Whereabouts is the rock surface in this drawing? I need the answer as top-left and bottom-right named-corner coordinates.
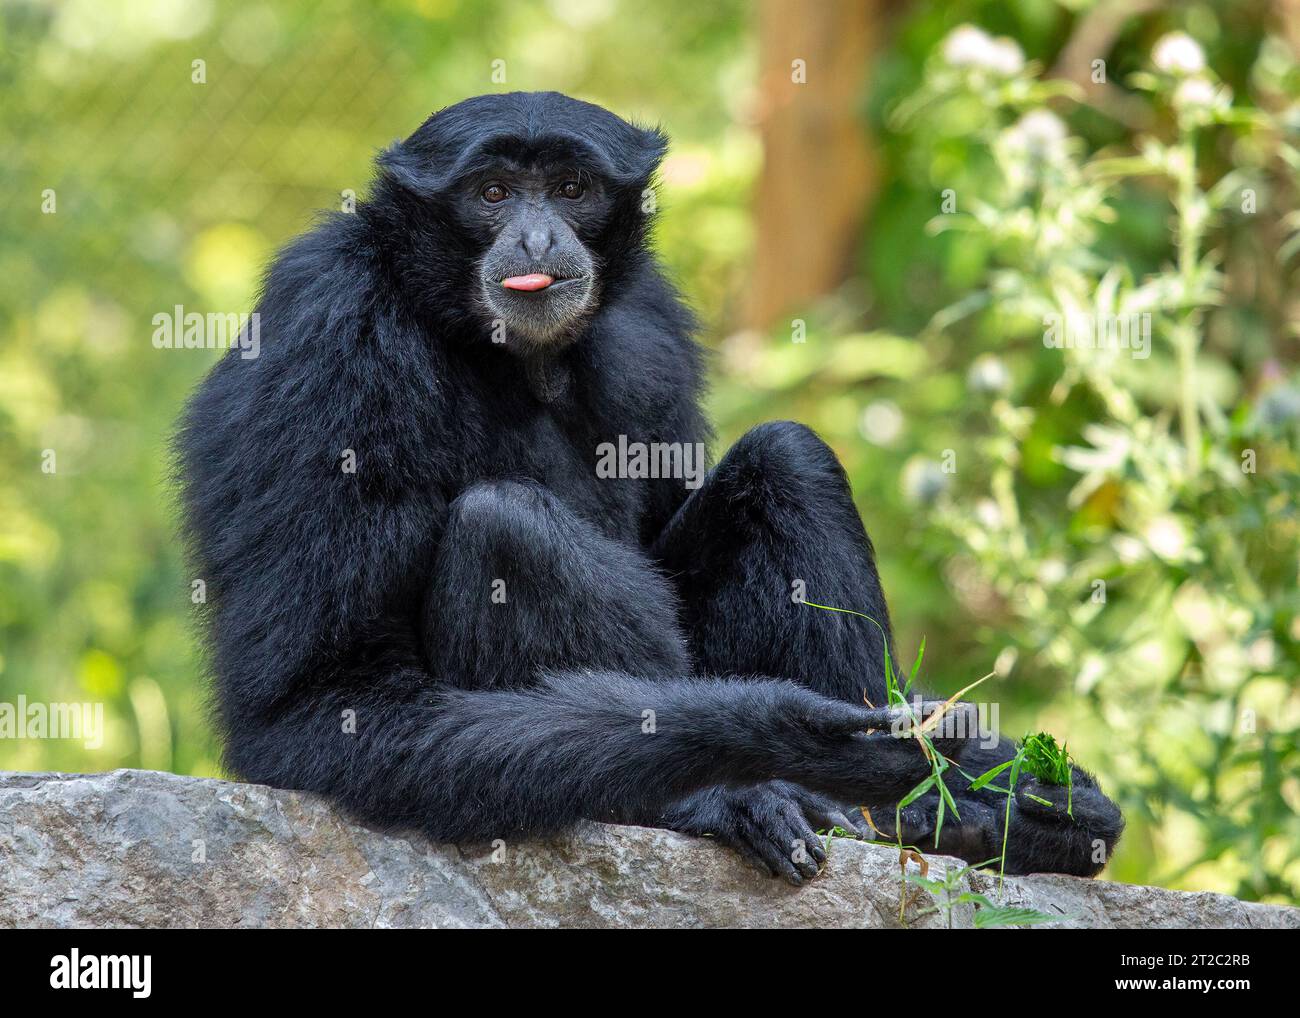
top-left (0, 769), bottom-right (1294, 929)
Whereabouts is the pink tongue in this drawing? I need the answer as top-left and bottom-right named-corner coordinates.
top-left (502, 273), bottom-right (554, 292)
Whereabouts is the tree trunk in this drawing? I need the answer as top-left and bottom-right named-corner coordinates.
top-left (747, 0), bottom-right (885, 330)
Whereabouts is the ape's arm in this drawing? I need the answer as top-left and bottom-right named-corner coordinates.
top-left (178, 224), bottom-right (450, 726)
top-left (224, 665), bottom-right (973, 842)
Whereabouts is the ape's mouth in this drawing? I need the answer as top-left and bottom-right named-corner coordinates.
top-left (480, 269), bottom-right (597, 344)
top-left (499, 273), bottom-right (587, 292)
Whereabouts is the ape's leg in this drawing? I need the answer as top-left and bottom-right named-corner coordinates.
top-left (215, 472), bottom-right (978, 875)
top-left (652, 422), bottom-right (1123, 876)
top-left (645, 421), bottom-right (902, 875)
top-left (421, 477), bottom-right (893, 882)
top-left (653, 420), bottom-right (893, 708)
top-left (223, 486), bottom-right (977, 865)
top-left (422, 478), bottom-right (690, 689)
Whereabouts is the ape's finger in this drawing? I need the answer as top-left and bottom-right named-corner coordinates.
top-left (826, 809), bottom-right (869, 839)
top-left (778, 802), bottom-right (827, 869)
top-left (1015, 776), bottom-right (1070, 817)
top-left (735, 810), bottom-right (807, 885)
top-left (798, 790), bottom-right (871, 840)
top-left (876, 801), bottom-right (939, 845)
top-left (1015, 777), bottom-right (1124, 839)
top-left (764, 803), bottom-right (822, 878)
top-left (812, 701), bottom-right (904, 735)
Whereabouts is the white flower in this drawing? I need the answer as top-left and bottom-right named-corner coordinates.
top-left (1002, 110), bottom-right (1069, 162)
top-left (1152, 32), bottom-right (1206, 75)
top-left (975, 498), bottom-right (1002, 530)
top-left (967, 354), bottom-right (1010, 393)
top-left (859, 400), bottom-right (903, 446)
top-left (1019, 109), bottom-right (1068, 145)
top-left (1037, 559), bottom-right (1067, 585)
top-left (1144, 514), bottom-right (1189, 560)
top-left (1247, 636), bottom-right (1277, 670)
top-left (943, 25), bottom-right (994, 65)
top-left (987, 38), bottom-right (1026, 76)
top-left (1172, 76), bottom-right (1216, 110)
top-left (942, 24), bottom-right (1024, 76)
top-left (1113, 534), bottom-right (1147, 564)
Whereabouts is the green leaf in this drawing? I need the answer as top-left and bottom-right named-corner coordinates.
top-left (934, 783), bottom-right (946, 848)
top-left (974, 905), bottom-right (1063, 928)
top-left (906, 636), bottom-right (926, 696)
top-left (967, 758), bottom-right (1014, 790)
top-left (903, 873), bottom-right (947, 893)
top-left (938, 775), bottom-right (962, 823)
top-left (899, 775), bottom-right (936, 808)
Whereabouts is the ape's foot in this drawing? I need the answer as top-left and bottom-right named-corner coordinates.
top-left (665, 781), bottom-right (871, 885)
top-left (867, 769), bottom-right (1125, 877)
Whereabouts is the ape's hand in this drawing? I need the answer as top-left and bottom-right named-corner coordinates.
top-left (765, 694), bottom-right (982, 807)
top-left (662, 781), bottom-right (872, 885)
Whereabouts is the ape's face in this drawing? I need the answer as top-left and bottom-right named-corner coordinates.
top-left (471, 162), bottom-right (602, 344)
top-left (381, 92), bottom-right (666, 351)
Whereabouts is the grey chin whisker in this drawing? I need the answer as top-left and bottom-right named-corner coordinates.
top-left (479, 284), bottom-right (598, 345)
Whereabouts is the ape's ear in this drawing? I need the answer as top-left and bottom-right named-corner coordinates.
top-left (628, 125), bottom-right (668, 184)
top-left (378, 140), bottom-right (444, 197)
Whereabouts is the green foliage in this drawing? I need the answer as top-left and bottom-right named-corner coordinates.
top-left (801, 599), bottom-right (981, 851)
top-left (905, 859), bottom-right (1064, 928)
top-left (888, 15), bottom-right (1300, 904)
top-left (719, 3), bottom-right (1298, 904)
top-left (1019, 731), bottom-right (1073, 787)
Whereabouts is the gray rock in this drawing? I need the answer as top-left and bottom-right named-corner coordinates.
top-left (0, 769), bottom-right (1294, 929)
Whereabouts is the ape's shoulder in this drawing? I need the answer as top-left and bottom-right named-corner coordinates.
top-left (259, 214), bottom-right (391, 347)
top-left (590, 260), bottom-right (707, 402)
top-left (200, 211), bottom-right (433, 394)
top-left (179, 213), bottom-right (449, 511)
top-left (579, 260), bottom-right (713, 483)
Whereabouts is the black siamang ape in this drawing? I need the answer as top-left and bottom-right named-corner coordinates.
top-left (179, 92), bottom-right (1121, 883)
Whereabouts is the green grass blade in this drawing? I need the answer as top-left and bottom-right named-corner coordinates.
top-left (966, 758), bottom-right (1014, 790)
top-left (905, 635), bottom-right (926, 695)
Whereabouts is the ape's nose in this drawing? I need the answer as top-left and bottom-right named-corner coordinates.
top-left (520, 228), bottom-right (554, 261)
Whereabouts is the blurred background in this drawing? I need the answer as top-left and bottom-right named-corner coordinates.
top-left (1, 0), bottom-right (1297, 903)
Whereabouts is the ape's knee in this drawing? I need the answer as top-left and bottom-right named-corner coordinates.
top-left (731, 421), bottom-right (841, 475)
top-left (716, 421), bottom-right (848, 509)
top-left (445, 479), bottom-right (562, 553)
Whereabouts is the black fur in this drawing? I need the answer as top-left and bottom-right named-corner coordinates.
top-left (179, 92), bottom-right (1121, 883)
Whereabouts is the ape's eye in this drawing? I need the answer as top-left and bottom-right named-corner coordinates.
top-left (481, 183), bottom-right (509, 204)
top-left (559, 180), bottom-right (584, 200)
